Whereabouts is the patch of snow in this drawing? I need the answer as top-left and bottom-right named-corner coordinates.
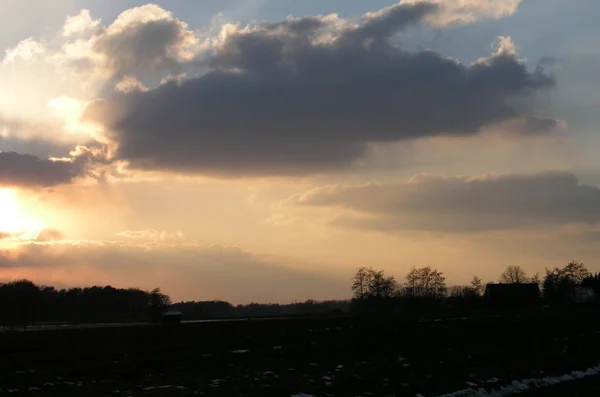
top-left (433, 365), bottom-right (600, 397)
top-left (231, 349), bottom-right (250, 354)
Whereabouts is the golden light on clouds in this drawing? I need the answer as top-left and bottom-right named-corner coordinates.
top-left (0, 189), bottom-right (45, 241)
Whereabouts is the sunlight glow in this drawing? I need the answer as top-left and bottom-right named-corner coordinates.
top-left (0, 189), bottom-right (45, 240)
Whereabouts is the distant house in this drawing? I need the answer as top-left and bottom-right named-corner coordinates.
top-left (570, 287), bottom-right (597, 304)
top-left (484, 283), bottom-right (541, 307)
top-left (162, 311), bottom-right (183, 323)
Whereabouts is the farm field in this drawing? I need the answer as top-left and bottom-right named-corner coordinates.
top-left (2, 309), bottom-right (600, 396)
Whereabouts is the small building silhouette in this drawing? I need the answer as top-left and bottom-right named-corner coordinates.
top-left (570, 287), bottom-right (597, 304)
top-left (162, 311), bottom-right (183, 323)
top-left (484, 283), bottom-right (541, 307)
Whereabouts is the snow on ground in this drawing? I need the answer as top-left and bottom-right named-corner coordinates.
top-left (434, 365), bottom-right (600, 397)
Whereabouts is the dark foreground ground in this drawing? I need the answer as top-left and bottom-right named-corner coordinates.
top-left (2, 308), bottom-right (600, 396)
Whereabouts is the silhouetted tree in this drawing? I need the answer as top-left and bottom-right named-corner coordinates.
top-left (352, 267), bottom-right (374, 299)
top-left (351, 267), bottom-right (398, 299)
top-left (0, 280), bottom-right (40, 329)
top-left (448, 286), bottom-right (477, 298)
top-left (499, 266), bottom-right (528, 284)
top-left (543, 261), bottom-right (590, 304)
top-left (405, 266), bottom-right (446, 298)
top-left (470, 276), bottom-right (484, 296)
top-left (530, 272), bottom-right (542, 288)
top-left (370, 270), bottom-right (399, 298)
top-left (561, 261), bottom-right (590, 284)
top-left (149, 288), bottom-right (172, 322)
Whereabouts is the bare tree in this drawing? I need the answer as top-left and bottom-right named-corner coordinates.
top-left (352, 267), bottom-right (398, 299)
top-left (499, 266), bottom-right (528, 284)
top-left (530, 272), bottom-right (542, 287)
top-left (470, 276), bottom-right (484, 296)
top-left (352, 267), bottom-right (373, 299)
top-left (371, 271), bottom-right (399, 298)
top-left (561, 261), bottom-right (590, 284)
top-left (405, 266), bottom-right (446, 298)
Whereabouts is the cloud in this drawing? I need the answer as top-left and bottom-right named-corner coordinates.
top-left (62, 9), bottom-right (101, 38)
top-left (401, 0), bottom-right (522, 26)
top-left (115, 76), bottom-right (149, 93)
top-left (3, 37), bottom-right (46, 64)
top-left (0, 227), bottom-right (49, 243)
top-left (492, 115), bottom-right (567, 135)
top-left (0, 151), bottom-right (86, 188)
top-left (116, 229), bottom-right (184, 242)
top-left (0, 134), bottom-right (76, 159)
top-left (0, 241), bottom-right (348, 303)
top-left (36, 229), bottom-right (64, 242)
top-left (88, 5), bottom-right (198, 81)
top-left (0, 232), bottom-right (12, 240)
top-left (85, 2), bottom-right (557, 177)
top-left (289, 171), bottom-right (600, 233)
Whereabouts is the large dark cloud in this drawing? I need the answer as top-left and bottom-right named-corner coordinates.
top-left (0, 151), bottom-right (87, 188)
top-left (85, 2), bottom-right (558, 177)
top-left (291, 171), bottom-right (600, 232)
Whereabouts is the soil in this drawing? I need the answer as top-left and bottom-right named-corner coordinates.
top-left (2, 308), bottom-right (600, 396)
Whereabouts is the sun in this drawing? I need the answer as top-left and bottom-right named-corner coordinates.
top-left (0, 189), bottom-right (45, 240)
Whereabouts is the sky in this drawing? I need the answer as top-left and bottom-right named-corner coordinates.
top-left (0, 0), bottom-right (599, 304)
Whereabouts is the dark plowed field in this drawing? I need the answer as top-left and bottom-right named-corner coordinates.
top-left (2, 309), bottom-right (600, 396)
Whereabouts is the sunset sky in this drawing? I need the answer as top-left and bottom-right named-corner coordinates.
top-left (0, 0), bottom-right (599, 303)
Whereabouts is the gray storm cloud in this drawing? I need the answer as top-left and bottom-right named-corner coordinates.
top-left (0, 152), bottom-right (84, 188)
top-left (291, 171), bottom-right (600, 232)
top-left (85, 1), bottom-right (559, 177)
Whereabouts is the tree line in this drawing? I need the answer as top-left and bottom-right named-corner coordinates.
top-left (0, 279), bottom-right (349, 328)
top-left (170, 300), bottom-right (349, 320)
top-left (0, 281), bottom-right (171, 329)
top-left (350, 261), bottom-right (600, 314)
top-left (1, 261), bottom-right (597, 328)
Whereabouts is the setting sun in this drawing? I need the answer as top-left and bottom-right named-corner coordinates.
top-left (0, 189), bottom-right (45, 240)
